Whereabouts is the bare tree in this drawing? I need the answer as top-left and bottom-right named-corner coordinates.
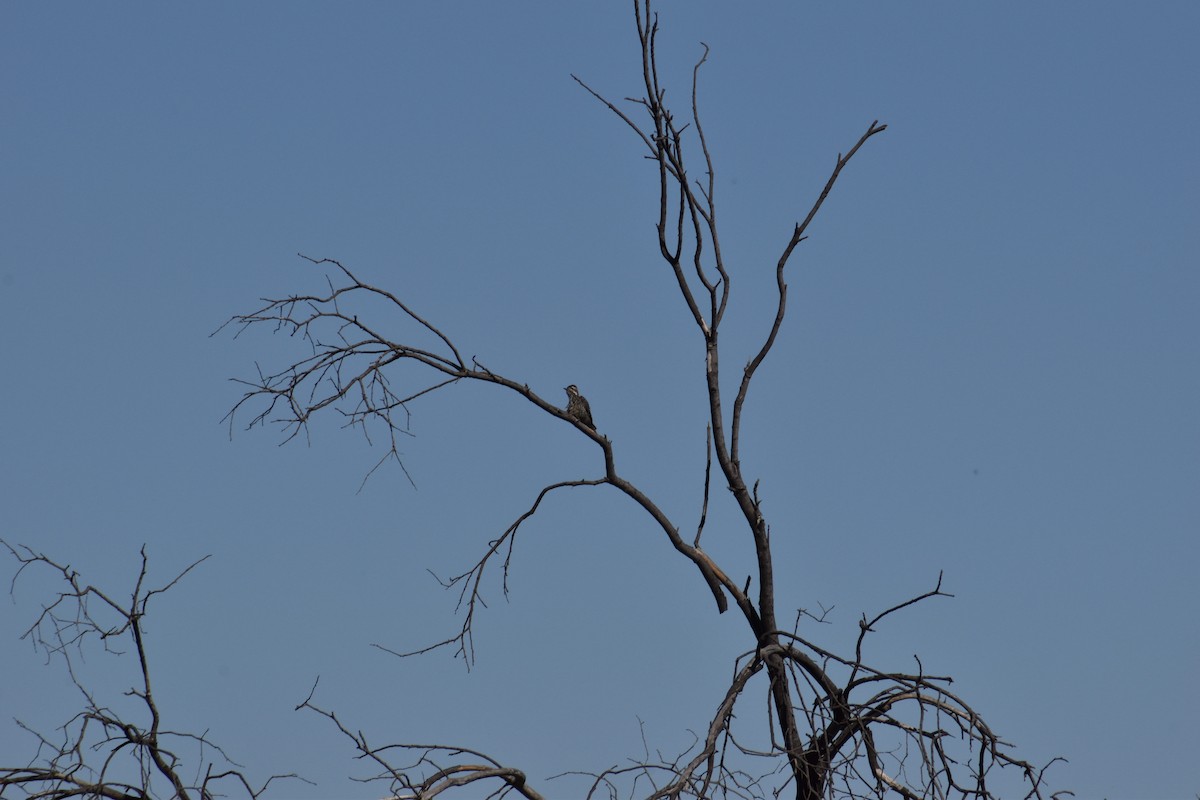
top-left (4, 3), bottom-right (1063, 800)
top-left (0, 541), bottom-right (301, 800)
top-left (212, 4), bottom-right (1063, 798)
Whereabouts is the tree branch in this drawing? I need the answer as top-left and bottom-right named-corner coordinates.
top-left (1, 540), bottom-right (303, 800)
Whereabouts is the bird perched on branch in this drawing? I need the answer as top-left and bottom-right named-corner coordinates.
top-left (564, 384), bottom-right (596, 431)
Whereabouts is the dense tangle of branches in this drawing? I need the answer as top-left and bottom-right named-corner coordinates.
top-left (0, 541), bottom-right (301, 800)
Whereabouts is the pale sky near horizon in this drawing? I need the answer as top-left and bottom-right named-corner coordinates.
top-left (2, 3), bottom-right (1197, 799)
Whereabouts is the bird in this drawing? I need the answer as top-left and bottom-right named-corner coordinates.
top-left (564, 384), bottom-right (596, 431)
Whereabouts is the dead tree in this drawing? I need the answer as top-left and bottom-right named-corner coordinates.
top-left (0, 541), bottom-right (300, 800)
top-left (198, 2), bottom-right (1056, 799)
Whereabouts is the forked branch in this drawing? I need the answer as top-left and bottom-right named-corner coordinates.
top-left (222, 251), bottom-right (737, 628)
top-left (0, 540), bottom-right (301, 800)
top-left (296, 680), bottom-right (546, 800)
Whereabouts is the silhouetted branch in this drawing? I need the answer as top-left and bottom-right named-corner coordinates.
top-left (372, 478), bottom-right (608, 667)
top-left (296, 680), bottom-right (546, 800)
top-left (0, 540), bottom-right (303, 800)
top-left (729, 119), bottom-right (888, 469)
top-left (221, 256), bottom-right (737, 621)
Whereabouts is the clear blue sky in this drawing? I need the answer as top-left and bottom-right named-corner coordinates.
top-left (2, 3), bottom-right (1197, 798)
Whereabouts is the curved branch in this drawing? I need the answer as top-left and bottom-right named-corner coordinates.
top-left (296, 681), bottom-right (546, 800)
top-left (650, 651), bottom-right (764, 799)
top-left (372, 478), bottom-right (607, 667)
top-left (729, 119), bottom-right (888, 467)
top-left (219, 256), bottom-right (608, 487)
